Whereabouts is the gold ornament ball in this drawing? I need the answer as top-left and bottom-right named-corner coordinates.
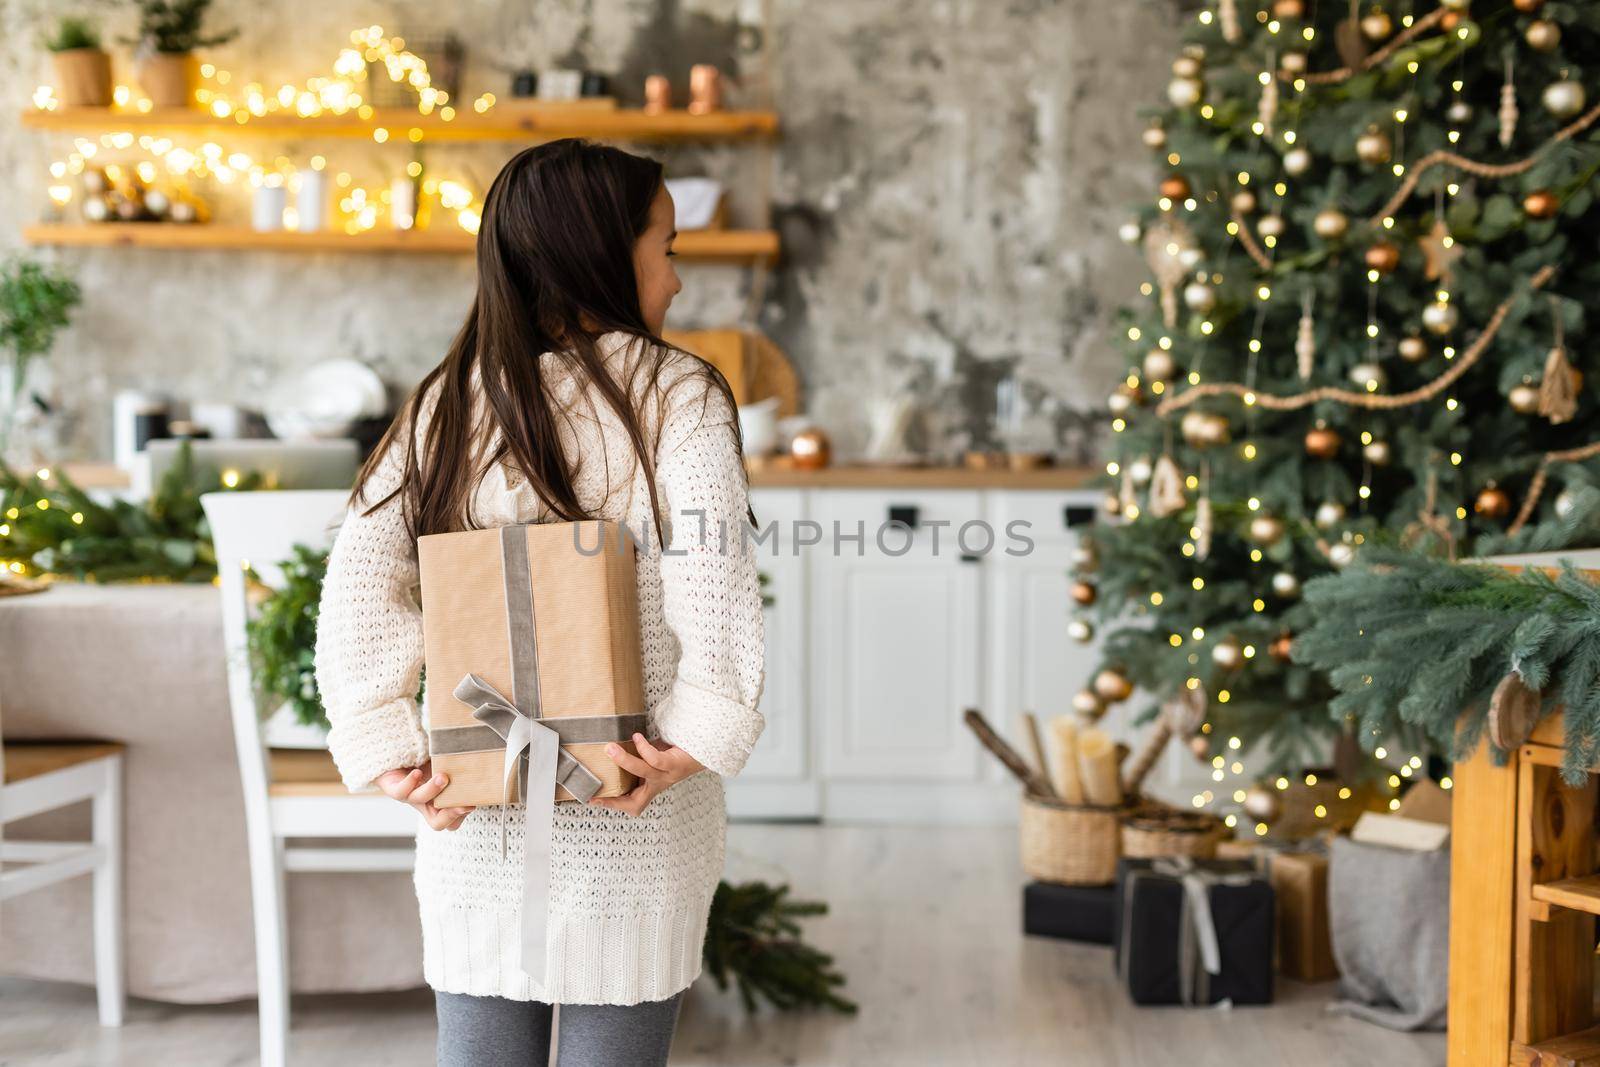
top-left (1160, 174), bottom-right (1193, 200)
top-left (1181, 410), bottom-right (1231, 448)
top-left (1167, 76), bottom-right (1204, 109)
top-left (1304, 424), bottom-right (1342, 459)
top-left (1102, 492), bottom-right (1123, 517)
top-left (1072, 689), bottom-right (1105, 718)
top-left (1242, 785), bottom-right (1282, 822)
top-left (1143, 348), bottom-right (1178, 381)
top-left (1188, 734), bottom-right (1212, 761)
top-left (1313, 207), bottom-right (1349, 239)
top-left (1524, 190), bottom-right (1560, 219)
top-left (1183, 280), bottom-right (1216, 312)
top-left (1107, 390), bottom-right (1134, 417)
top-left (1474, 484), bottom-right (1512, 520)
top-left (1212, 638), bottom-right (1244, 670)
top-left (1119, 220), bottom-right (1142, 245)
top-left (1356, 128), bottom-right (1392, 166)
top-left (790, 427), bottom-right (832, 470)
top-left (1555, 491), bottom-right (1578, 520)
top-left (1071, 580), bottom-right (1099, 606)
top-left (1127, 457), bottom-right (1154, 486)
top-left (1398, 335), bottom-right (1429, 362)
top-left (1271, 571), bottom-right (1301, 598)
top-left (1093, 668), bottom-right (1135, 703)
top-left (1348, 362), bottom-right (1386, 390)
top-left (1525, 19), bottom-right (1561, 51)
top-left (1422, 300), bottom-right (1459, 335)
top-left (1231, 189), bottom-right (1257, 215)
top-left (1280, 51), bottom-right (1308, 75)
top-left (1249, 514), bottom-right (1287, 546)
top-left (1542, 79), bottom-right (1586, 119)
top-left (1072, 540), bottom-right (1099, 569)
top-left (1283, 147), bottom-right (1312, 176)
top-left (1142, 124), bottom-right (1168, 149)
top-left (1315, 501), bottom-right (1347, 529)
top-left (1361, 9), bottom-right (1393, 39)
top-left (1363, 439), bottom-right (1393, 466)
top-left (1509, 382), bottom-right (1541, 414)
top-left (1257, 214), bottom-right (1287, 239)
top-left (1365, 241), bottom-right (1401, 273)
top-left (1068, 618), bottom-right (1096, 643)
top-left (1447, 100), bottom-right (1474, 124)
top-left (1172, 55), bottom-right (1203, 79)
top-left (1272, 0), bottom-right (1305, 18)
top-left (1329, 542), bottom-right (1357, 567)
top-left (1270, 633), bottom-right (1295, 663)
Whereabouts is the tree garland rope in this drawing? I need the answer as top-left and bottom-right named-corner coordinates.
top-left (1506, 439), bottom-right (1600, 535)
top-left (1231, 207), bottom-right (1274, 271)
top-left (1370, 100), bottom-right (1600, 223)
top-left (1277, 7), bottom-right (1444, 86)
top-left (1155, 264), bottom-right (1557, 416)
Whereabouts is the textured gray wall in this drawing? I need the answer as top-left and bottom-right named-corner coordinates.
top-left (0, 0), bottom-right (1176, 463)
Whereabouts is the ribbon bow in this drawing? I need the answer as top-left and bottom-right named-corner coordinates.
top-left (1150, 856), bottom-right (1257, 1006)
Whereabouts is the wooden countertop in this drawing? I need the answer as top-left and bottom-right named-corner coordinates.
top-left (59, 458), bottom-right (1099, 493)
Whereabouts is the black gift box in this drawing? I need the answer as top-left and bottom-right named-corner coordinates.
top-left (1113, 858), bottom-right (1275, 1006)
top-left (1023, 881), bottom-right (1117, 945)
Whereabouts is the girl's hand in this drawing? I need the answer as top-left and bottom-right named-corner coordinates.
top-left (376, 760), bottom-right (475, 831)
top-left (587, 733), bottom-right (705, 817)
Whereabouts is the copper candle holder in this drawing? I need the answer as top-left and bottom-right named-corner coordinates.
top-left (643, 74), bottom-right (671, 114)
top-left (687, 64), bottom-right (722, 115)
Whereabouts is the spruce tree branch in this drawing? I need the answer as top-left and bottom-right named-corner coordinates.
top-left (1277, 7), bottom-right (1445, 86)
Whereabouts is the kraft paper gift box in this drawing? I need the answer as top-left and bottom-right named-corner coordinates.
top-left (1268, 850), bottom-right (1338, 982)
top-left (418, 520), bottom-right (647, 810)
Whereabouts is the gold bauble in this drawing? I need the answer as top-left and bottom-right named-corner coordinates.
top-left (1249, 514), bottom-right (1287, 545)
top-left (1314, 501), bottom-right (1347, 529)
top-left (1313, 207), bottom-right (1349, 239)
top-left (1542, 79), bottom-right (1586, 119)
top-left (1231, 189), bottom-right (1257, 215)
top-left (1211, 637), bottom-right (1244, 669)
top-left (1422, 300), bottom-right (1459, 335)
top-left (1142, 348), bottom-right (1178, 381)
top-left (1280, 51), bottom-right (1308, 75)
top-left (1356, 128), bottom-right (1392, 165)
top-left (1071, 580), bottom-right (1099, 606)
top-left (1398, 335), bottom-right (1428, 362)
top-left (1093, 668), bottom-right (1135, 703)
top-left (1167, 76), bottom-right (1204, 109)
top-left (1142, 124), bottom-right (1168, 149)
top-left (1172, 55), bottom-right (1203, 79)
top-left (1188, 734), bottom-right (1212, 761)
top-left (1072, 689), bottom-right (1105, 718)
top-left (1270, 633), bottom-right (1295, 663)
top-left (1364, 241), bottom-right (1401, 273)
top-left (1242, 785), bottom-right (1282, 822)
top-left (1180, 410), bottom-right (1231, 448)
top-left (1283, 147), bottom-right (1313, 176)
top-left (1271, 571), bottom-right (1301, 598)
top-left (790, 427), bottom-right (832, 470)
top-left (1257, 214), bottom-right (1287, 239)
top-left (1183, 280), bottom-right (1216, 312)
top-left (1363, 439), bottom-right (1393, 466)
top-left (1360, 9), bottom-right (1393, 39)
top-left (1304, 424), bottom-right (1341, 459)
top-left (1524, 190), bottom-right (1560, 219)
top-left (1525, 19), bottom-right (1561, 52)
top-left (1509, 382), bottom-right (1541, 414)
top-left (1068, 618), bottom-right (1096, 643)
top-left (1474, 483), bottom-right (1512, 520)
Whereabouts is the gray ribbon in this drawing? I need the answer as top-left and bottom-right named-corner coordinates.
top-left (1151, 857), bottom-right (1256, 1006)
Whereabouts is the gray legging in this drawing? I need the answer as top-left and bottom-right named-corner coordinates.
top-left (435, 988), bottom-right (686, 1067)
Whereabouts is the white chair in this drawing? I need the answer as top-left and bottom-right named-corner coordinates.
top-left (0, 727), bottom-right (125, 1026)
top-left (201, 490), bottom-right (421, 1067)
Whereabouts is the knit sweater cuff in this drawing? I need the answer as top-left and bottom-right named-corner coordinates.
top-left (326, 696), bottom-right (431, 793)
top-left (653, 678), bottom-right (766, 779)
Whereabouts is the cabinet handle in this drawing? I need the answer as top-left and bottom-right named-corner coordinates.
top-left (887, 504), bottom-right (920, 530)
top-left (1063, 505), bottom-right (1096, 529)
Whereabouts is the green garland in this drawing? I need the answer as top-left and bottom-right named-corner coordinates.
top-left (1295, 548), bottom-right (1600, 784)
top-left (246, 543), bottom-right (330, 729)
top-left (0, 440), bottom-right (263, 582)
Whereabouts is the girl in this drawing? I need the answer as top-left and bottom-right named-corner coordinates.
top-left (313, 138), bottom-right (767, 1066)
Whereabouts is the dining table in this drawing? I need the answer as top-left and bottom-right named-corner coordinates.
top-left (0, 579), bottom-right (425, 1003)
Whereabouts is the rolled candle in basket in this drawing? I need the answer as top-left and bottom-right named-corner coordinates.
top-left (1048, 716), bottom-right (1086, 805)
top-left (1078, 728), bottom-right (1123, 807)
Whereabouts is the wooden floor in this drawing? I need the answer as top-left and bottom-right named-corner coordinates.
top-left (0, 823), bottom-right (1445, 1066)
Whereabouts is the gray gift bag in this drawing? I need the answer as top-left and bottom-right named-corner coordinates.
top-left (1326, 835), bottom-right (1450, 1031)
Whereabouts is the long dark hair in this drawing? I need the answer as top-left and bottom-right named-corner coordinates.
top-left (349, 138), bottom-right (745, 549)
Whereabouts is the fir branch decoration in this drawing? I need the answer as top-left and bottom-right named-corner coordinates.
top-left (128, 0), bottom-right (237, 54)
top-left (0, 439), bottom-right (263, 582)
top-left (43, 17), bottom-right (102, 52)
top-left (246, 543), bottom-right (329, 729)
top-left (703, 879), bottom-right (856, 1015)
top-left (1296, 550), bottom-right (1600, 784)
top-left (0, 258), bottom-right (80, 454)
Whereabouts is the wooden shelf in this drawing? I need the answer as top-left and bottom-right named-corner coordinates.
top-left (1530, 877), bottom-right (1600, 918)
top-left (21, 105), bottom-right (779, 143)
top-left (22, 223), bottom-right (780, 262)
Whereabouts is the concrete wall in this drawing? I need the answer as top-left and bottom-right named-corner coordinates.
top-left (0, 0), bottom-right (1177, 463)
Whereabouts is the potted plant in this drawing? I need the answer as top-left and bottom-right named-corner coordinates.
top-left (0, 258), bottom-right (80, 460)
top-left (43, 17), bottom-right (113, 108)
top-left (127, 0), bottom-right (237, 109)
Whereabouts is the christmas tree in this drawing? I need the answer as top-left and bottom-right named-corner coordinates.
top-left (1073, 0), bottom-right (1600, 799)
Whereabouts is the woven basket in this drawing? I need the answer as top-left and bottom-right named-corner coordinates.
top-left (1019, 793), bottom-right (1121, 885)
top-left (1121, 802), bottom-right (1228, 860)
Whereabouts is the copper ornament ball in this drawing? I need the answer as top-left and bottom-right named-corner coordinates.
top-left (1524, 190), bottom-right (1560, 219)
top-left (1360, 9), bottom-right (1393, 39)
top-left (1364, 241), bottom-right (1401, 273)
top-left (1439, 10), bottom-right (1464, 31)
top-left (1071, 580), bottom-right (1099, 606)
top-left (1512, 0), bottom-right (1545, 10)
top-left (1272, 0), bottom-right (1305, 18)
top-left (1356, 128), bottom-right (1392, 166)
top-left (1160, 174), bottom-right (1193, 200)
top-left (1474, 484), bottom-right (1512, 520)
top-left (1304, 424), bottom-right (1342, 458)
top-left (789, 427), bottom-right (832, 470)
top-left (1270, 634), bottom-right (1294, 663)
top-left (1092, 668), bottom-right (1135, 703)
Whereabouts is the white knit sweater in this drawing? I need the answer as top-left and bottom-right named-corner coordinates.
top-left (313, 331), bottom-right (767, 1005)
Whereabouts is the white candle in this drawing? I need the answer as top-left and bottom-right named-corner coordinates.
top-left (391, 176), bottom-right (417, 231)
top-left (252, 182), bottom-right (286, 232)
top-left (296, 168), bottom-right (327, 232)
